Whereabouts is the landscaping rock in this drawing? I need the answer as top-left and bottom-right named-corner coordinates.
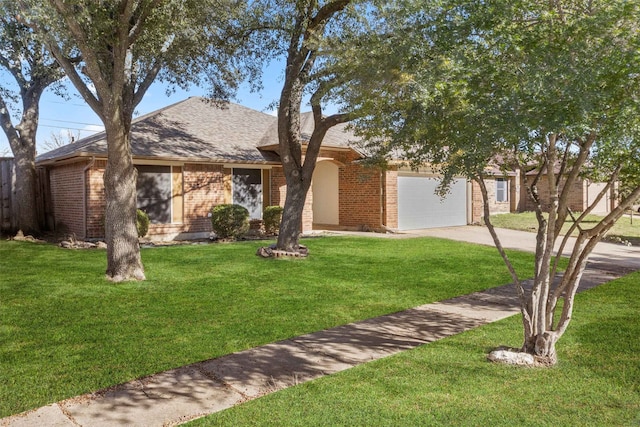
top-left (487, 348), bottom-right (535, 366)
top-left (12, 231), bottom-right (42, 243)
top-left (256, 244), bottom-right (309, 258)
top-left (59, 239), bottom-right (103, 249)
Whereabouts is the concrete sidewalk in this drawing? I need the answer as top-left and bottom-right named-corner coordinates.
top-left (2, 228), bottom-right (638, 426)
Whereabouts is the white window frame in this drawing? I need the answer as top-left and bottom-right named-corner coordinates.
top-left (496, 178), bottom-right (509, 202)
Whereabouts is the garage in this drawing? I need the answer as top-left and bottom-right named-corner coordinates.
top-left (397, 175), bottom-right (468, 230)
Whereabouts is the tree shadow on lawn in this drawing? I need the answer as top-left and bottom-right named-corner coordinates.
top-left (54, 306), bottom-right (497, 425)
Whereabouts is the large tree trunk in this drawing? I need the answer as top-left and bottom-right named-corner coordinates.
top-left (0, 86), bottom-right (45, 236)
top-left (103, 121), bottom-right (145, 282)
top-left (522, 332), bottom-right (558, 365)
top-left (277, 176), bottom-right (309, 251)
top-left (12, 146), bottom-right (39, 235)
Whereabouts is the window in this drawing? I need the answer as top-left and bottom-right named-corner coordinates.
top-left (232, 168), bottom-right (262, 219)
top-left (496, 178), bottom-right (508, 202)
top-left (136, 165), bottom-right (172, 223)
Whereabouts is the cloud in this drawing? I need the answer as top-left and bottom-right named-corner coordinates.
top-left (81, 124), bottom-right (105, 134)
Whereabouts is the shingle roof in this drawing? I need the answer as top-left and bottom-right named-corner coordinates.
top-left (37, 97), bottom-right (360, 164)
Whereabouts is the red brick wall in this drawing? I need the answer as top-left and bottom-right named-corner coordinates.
top-left (523, 176), bottom-right (585, 212)
top-left (384, 169), bottom-right (398, 229)
top-left (49, 160), bottom-right (89, 238)
top-left (470, 180), bottom-right (484, 224)
top-left (49, 151), bottom-right (398, 239)
top-left (49, 160), bottom-right (233, 239)
top-left (338, 163), bottom-right (383, 229)
top-left (321, 148), bottom-right (385, 231)
top-left (86, 160), bottom-right (106, 238)
top-left (270, 149), bottom-right (387, 232)
top-left (301, 185), bottom-right (314, 232)
top-left (268, 166), bottom-right (315, 232)
top-left (183, 163), bottom-right (225, 234)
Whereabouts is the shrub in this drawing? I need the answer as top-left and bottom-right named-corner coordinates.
top-left (210, 204), bottom-right (250, 239)
top-left (263, 205), bottom-right (284, 235)
top-left (136, 209), bottom-right (150, 238)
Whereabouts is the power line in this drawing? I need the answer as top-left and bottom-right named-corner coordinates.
top-left (38, 124), bottom-right (103, 132)
top-left (43, 100), bottom-right (90, 107)
top-left (41, 118), bottom-right (103, 127)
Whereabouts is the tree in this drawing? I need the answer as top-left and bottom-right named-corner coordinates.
top-left (254, 0), bottom-right (373, 253)
top-left (0, 1), bottom-right (65, 235)
top-left (351, 0), bottom-right (640, 365)
top-left (41, 129), bottom-right (80, 152)
top-left (19, 0), bottom-right (253, 281)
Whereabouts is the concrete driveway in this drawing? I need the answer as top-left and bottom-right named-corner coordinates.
top-left (399, 226), bottom-right (640, 271)
top-left (323, 225), bottom-right (640, 271)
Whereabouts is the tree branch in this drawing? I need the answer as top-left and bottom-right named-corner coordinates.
top-left (132, 60), bottom-right (162, 108)
top-left (0, 95), bottom-right (19, 147)
top-left (309, 0), bottom-right (351, 30)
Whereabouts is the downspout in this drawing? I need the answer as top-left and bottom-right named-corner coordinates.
top-left (82, 157), bottom-right (96, 239)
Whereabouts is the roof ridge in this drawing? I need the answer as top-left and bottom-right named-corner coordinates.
top-left (130, 96), bottom-right (197, 124)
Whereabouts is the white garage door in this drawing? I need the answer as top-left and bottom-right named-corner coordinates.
top-left (398, 176), bottom-right (467, 230)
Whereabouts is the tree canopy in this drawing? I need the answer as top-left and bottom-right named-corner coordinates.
top-left (18, 0), bottom-right (259, 281)
top-left (349, 0), bottom-right (640, 364)
top-left (247, 0), bottom-right (378, 252)
top-left (0, 0), bottom-right (66, 234)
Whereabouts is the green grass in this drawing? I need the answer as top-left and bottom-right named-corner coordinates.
top-left (490, 212), bottom-right (640, 246)
top-left (189, 272), bottom-right (640, 427)
top-left (0, 236), bottom-right (535, 417)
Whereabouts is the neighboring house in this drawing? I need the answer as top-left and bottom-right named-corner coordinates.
top-left (36, 97), bottom-right (478, 240)
top-left (468, 161), bottom-right (521, 222)
top-left (471, 161), bottom-right (617, 222)
top-left (520, 167), bottom-right (617, 215)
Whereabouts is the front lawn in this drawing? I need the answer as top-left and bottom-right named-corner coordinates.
top-left (0, 236), bottom-right (535, 418)
top-left (489, 212), bottom-right (640, 246)
top-left (190, 271), bottom-right (640, 426)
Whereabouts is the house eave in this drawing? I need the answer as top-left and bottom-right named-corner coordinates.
top-left (37, 153), bottom-right (282, 167)
top-left (36, 152), bottom-right (105, 167)
top-left (258, 142), bottom-right (360, 153)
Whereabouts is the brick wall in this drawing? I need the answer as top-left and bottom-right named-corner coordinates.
top-left (49, 160), bottom-right (233, 240)
top-left (486, 178), bottom-right (511, 215)
top-left (470, 180), bottom-right (484, 224)
top-left (48, 150), bottom-right (398, 239)
top-left (269, 149), bottom-right (387, 232)
top-left (523, 176), bottom-right (586, 212)
top-left (49, 160), bottom-right (89, 238)
top-left (182, 163), bottom-right (225, 234)
top-left (86, 160), bottom-right (106, 238)
top-left (384, 169), bottom-right (398, 229)
top-left (270, 167), bottom-right (286, 208)
top-left (268, 166), bottom-right (315, 233)
top-left (338, 163), bottom-right (383, 230)
top-left (469, 177), bottom-right (519, 223)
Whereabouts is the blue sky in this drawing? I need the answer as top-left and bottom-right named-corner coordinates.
top-left (0, 61), bottom-right (287, 156)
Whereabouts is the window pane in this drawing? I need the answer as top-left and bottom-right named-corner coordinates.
top-left (136, 165), bottom-right (172, 223)
top-left (496, 179), bottom-right (508, 202)
top-left (233, 168), bottom-right (262, 219)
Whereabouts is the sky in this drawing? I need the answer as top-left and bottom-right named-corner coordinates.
top-left (0, 60), bottom-right (287, 157)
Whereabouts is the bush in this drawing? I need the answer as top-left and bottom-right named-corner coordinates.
top-left (263, 205), bottom-right (284, 235)
top-left (136, 209), bottom-right (150, 238)
top-left (210, 204), bottom-right (250, 239)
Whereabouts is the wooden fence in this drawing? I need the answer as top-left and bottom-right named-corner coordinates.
top-left (0, 158), bottom-right (16, 233)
